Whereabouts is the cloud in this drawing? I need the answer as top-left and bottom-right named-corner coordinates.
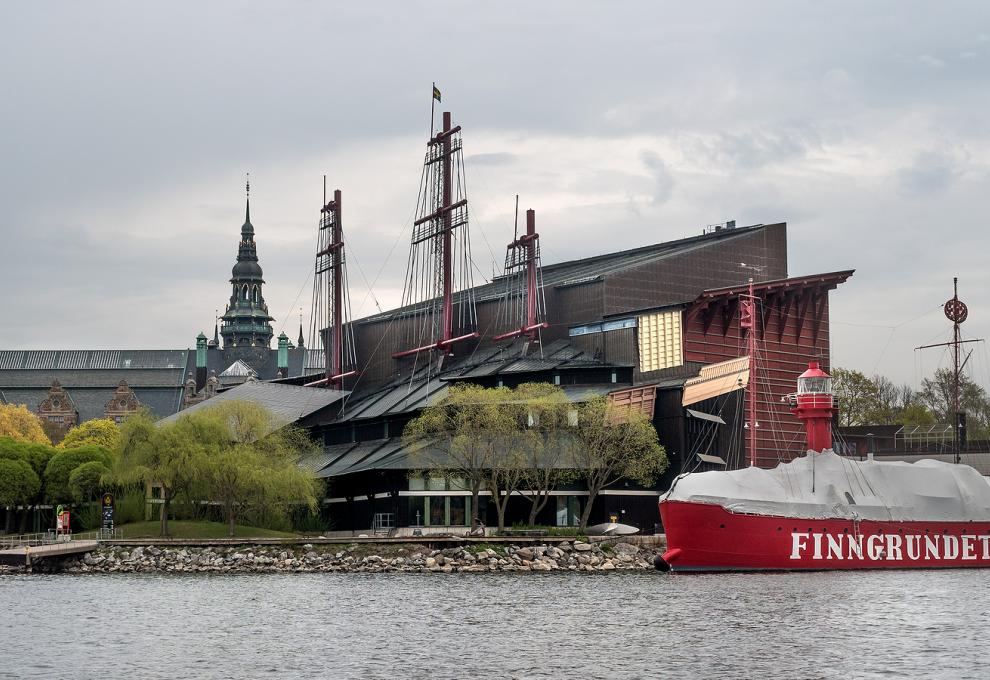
top-left (2, 1), bottom-right (990, 390)
top-left (639, 150), bottom-right (675, 204)
top-left (896, 150), bottom-right (961, 196)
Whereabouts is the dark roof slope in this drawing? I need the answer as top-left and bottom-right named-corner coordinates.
top-left (360, 223), bottom-right (772, 323)
top-left (159, 380), bottom-right (348, 427)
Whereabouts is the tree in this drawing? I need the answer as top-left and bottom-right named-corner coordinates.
top-left (116, 409), bottom-right (213, 537)
top-left (572, 396), bottom-right (667, 530)
top-left (0, 458), bottom-right (41, 532)
top-left (0, 437), bottom-right (58, 531)
top-left (920, 368), bottom-right (990, 438)
top-left (195, 401), bottom-right (321, 537)
top-left (512, 383), bottom-right (578, 526)
top-left (831, 368), bottom-right (878, 427)
top-left (0, 403), bottom-right (50, 445)
top-left (68, 460), bottom-right (111, 503)
top-left (60, 419), bottom-right (122, 451)
top-left (403, 384), bottom-right (519, 531)
top-left (44, 445), bottom-right (114, 503)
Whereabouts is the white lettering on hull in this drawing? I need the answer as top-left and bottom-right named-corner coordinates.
top-left (789, 532), bottom-right (990, 562)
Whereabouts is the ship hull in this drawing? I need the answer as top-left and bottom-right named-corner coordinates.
top-left (659, 500), bottom-right (990, 572)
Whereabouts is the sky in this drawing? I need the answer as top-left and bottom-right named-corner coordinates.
top-left (2, 1), bottom-right (989, 390)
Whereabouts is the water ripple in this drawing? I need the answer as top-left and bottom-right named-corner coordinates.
top-left (1, 571), bottom-right (988, 679)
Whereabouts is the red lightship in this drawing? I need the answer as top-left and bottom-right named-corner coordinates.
top-left (657, 284), bottom-right (990, 572)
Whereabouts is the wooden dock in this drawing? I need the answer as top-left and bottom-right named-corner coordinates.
top-left (0, 540), bottom-right (99, 568)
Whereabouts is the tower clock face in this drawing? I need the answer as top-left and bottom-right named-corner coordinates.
top-left (52, 399), bottom-right (60, 409)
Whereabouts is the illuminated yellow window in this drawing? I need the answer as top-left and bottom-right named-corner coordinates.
top-left (637, 311), bottom-right (683, 372)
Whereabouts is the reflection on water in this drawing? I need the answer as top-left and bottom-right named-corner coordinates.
top-left (2, 570), bottom-right (988, 679)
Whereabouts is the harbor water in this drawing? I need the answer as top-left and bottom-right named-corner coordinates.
top-left (2, 570), bottom-right (988, 679)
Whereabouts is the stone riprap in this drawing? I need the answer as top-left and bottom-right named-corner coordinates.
top-left (54, 541), bottom-right (653, 574)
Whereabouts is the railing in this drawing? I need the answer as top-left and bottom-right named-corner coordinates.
top-left (1, 527), bottom-right (122, 548)
top-left (372, 513), bottom-right (395, 536)
top-left (0, 531), bottom-right (59, 549)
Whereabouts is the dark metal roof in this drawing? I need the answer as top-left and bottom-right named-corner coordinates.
top-left (333, 338), bottom-right (631, 424)
top-left (359, 224), bottom-right (770, 324)
top-left (159, 381), bottom-right (348, 428)
top-left (308, 433), bottom-right (585, 478)
top-left (0, 350), bottom-right (189, 371)
top-left (0, 387), bottom-right (183, 421)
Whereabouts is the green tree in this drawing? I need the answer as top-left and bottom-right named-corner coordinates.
top-left (59, 419), bottom-right (122, 451)
top-left (403, 384), bottom-right (519, 531)
top-left (195, 401), bottom-right (321, 537)
top-left (0, 458), bottom-right (41, 533)
top-left (920, 368), bottom-right (990, 438)
top-left (0, 437), bottom-right (58, 531)
top-left (44, 446), bottom-right (113, 503)
top-left (572, 396), bottom-right (667, 530)
top-left (68, 460), bottom-right (111, 503)
top-left (116, 410), bottom-right (213, 537)
top-left (831, 368), bottom-right (878, 427)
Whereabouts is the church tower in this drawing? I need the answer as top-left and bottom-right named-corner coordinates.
top-left (220, 176), bottom-right (275, 366)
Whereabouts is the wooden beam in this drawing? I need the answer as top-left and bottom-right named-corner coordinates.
top-left (794, 287), bottom-right (812, 341)
top-left (811, 292), bottom-right (824, 344)
top-left (777, 290), bottom-right (793, 342)
top-left (721, 298), bottom-right (739, 337)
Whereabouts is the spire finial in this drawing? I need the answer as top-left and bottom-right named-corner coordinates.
top-left (244, 173), bottom-right (251, 225)
top-left (298, 308), bottom-right (305, 348)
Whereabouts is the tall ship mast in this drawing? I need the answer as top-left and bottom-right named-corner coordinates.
top-left (307, 181), bottom-right (358, 389)
top-left (393, 107), bottom-right (479, 364)
top-left (657, 280), bottom-right (990, 572)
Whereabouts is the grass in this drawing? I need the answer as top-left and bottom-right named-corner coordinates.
top-left (115, 520), bottom-right (299, 539)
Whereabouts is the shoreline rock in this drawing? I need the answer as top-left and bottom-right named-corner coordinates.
top-left (36, 541), bottom-right (654, 575)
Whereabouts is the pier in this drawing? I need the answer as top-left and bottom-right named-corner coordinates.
top-left (0, 535), bottom-right (100, 569)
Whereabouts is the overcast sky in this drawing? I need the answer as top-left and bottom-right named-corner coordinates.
top-left (2, 1), bottom-right (989, 389)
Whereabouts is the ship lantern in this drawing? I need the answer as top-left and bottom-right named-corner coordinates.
top-left (797, 362), bottom-right (832, 395)
top-left (790, 361), bottom-right (836, 454)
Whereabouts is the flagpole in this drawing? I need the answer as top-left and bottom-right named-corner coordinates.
top-left (430, 81), bottom-right (436, 137)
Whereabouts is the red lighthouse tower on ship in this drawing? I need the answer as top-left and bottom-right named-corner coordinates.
top-left (788, 361), bottom-right (836, 453)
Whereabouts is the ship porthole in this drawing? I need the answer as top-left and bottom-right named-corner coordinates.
top-left (719, 524), bottom-right (725, 529)
top-left (777, 527), bottom-right (782, 531)
top-left (843, 528), bottom-right (848, 533)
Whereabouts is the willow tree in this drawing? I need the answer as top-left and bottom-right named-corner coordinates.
top-left (512, 383), bottom-right (578, 526)
top-left (116, 410), bottom-right (215, 536)
top-left (573, 395), bottom-right (667, 530)
top-left (195, 401), bottom-right (321, 537)
top-left (403, 383), bottom-right (520, 531)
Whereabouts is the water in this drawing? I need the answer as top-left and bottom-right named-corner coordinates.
top-left (2, 570), bottom-right (989, 679)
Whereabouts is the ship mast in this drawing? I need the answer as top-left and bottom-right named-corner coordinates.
top-left (394, 106), bottom-right (479, 359)
top-left (915, 278), bottom-right (981, 463)
top-left (494, 203), bottom-right (549, 342)
top-left (740, 278), bottom-right (758, 467)
top-left (307, 179), bottom-right (358, 389)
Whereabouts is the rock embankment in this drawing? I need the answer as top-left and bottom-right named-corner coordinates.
top-left (61, 541), bottom-right (653, 574)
